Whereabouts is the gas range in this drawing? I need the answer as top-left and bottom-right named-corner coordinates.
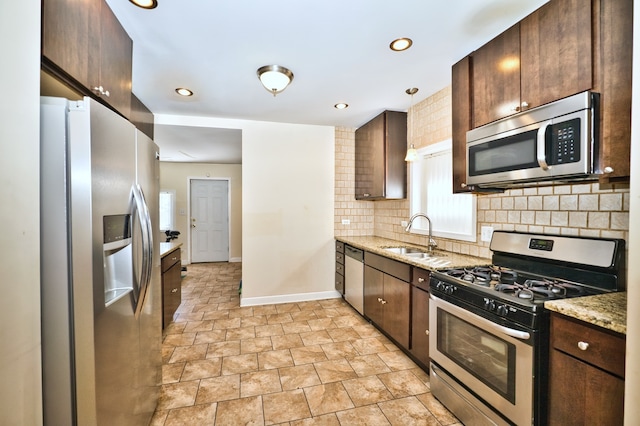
top-left (430, 231), bottom-right (626, 329)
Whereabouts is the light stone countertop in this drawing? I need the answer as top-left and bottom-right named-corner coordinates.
top-left (545, 291), bottom-right (627, 335)
top-left (160, 241), bottom-right (182, 258)
top-left (335, 235), bottom-right (489, 271)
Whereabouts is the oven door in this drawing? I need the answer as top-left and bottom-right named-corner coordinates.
top-left (429, 293), bottom-right (534, 426)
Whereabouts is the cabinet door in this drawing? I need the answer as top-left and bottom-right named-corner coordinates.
top-left (363, 265), bottom-right (384, 327)
top-left (548, 349), bottom-right (624, 425)
top-left (410, 286), bottom-right (429, 366)
top-left (100, 1), bottom-right (133, 118)
top-left (451, 56), bottom-right (473, 193)
top-left (42, 0), bottom-right (101, 90)
top-left (383, 274), bottom-right (410, 349)
top-left (355, 114), bottom-right (385, 199)
top-left (471, 24), bottom-right (521, 127)
top-left (520, 0), bottom-right (593, 109)
top-left (162, 261), bottom-right (182, 328)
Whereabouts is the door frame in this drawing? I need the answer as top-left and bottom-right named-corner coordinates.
top-left (186, 177), bottom-right (232, 264)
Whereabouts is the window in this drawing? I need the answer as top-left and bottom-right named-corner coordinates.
top-left (409, 139), bottom-right (476, 242)
top-left (159, 190), bottom-right (175, 231)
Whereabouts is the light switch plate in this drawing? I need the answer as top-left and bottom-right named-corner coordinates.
top-left (481, 226), bottom-right (494, 242)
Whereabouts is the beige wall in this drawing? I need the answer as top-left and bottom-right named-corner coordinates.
top-left (159, 162), bottom-right (243, 262)
top-left (335, 87), bottom-right (630, 261)
top-left (155, 114), bottom-right (336, 306)
top-left (0, 1), bottom-right (43, 424)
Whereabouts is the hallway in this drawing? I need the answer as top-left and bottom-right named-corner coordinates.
top-left (151, 262), bottom-right (460, 425)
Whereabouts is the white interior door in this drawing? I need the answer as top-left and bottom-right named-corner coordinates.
top-left (190, 179), bottom-right (229, 263)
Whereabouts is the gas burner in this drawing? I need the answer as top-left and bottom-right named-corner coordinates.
top-left (446, 266), bottom-right (517, 287)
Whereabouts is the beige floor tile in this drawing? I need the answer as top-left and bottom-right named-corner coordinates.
top-left (416, 392), bottom-right (460, 425)
top-left (314, 308), bottom-right (340, 318)
top-left (378, 350), bottom-right (419, 371)
top-left (326, 327), bottom-right (361, 342)
top-left (202, 309), bottom-right (230, 321)
top-left (282, 321), bottom-right (313, 334)
top-left (378, 396), bottom-right (440, 425)
top-left (163, 332), bottom-right (197, 347)
top-left (307, 318), bottom-right (336, 331)
top-left (341, 376), bottom-right (394, 406)
top-left (228, 306), bottom-right (255, 318)
top-left (227, 326), bottom-right (259, 341)
top-left (263, 389), bottom-right (311, 424)
top-left (256, 323), bottom-right (285, 337)
top-left (290, 345), bottom-right (328, 365)
top-left (168, 343), bottom-right (209, 363)
top-left (195, 374), bottom-right (240, 404)
top-left (352, 324), bottom-right (383, 339)
top-left (215, 395), bottom-right (264, 425)
top-left (213, 317), bottom-right (242, 330)
top-left (331, 314), bottom-right (367, 328)
top-left (221, 353), bottom-right (259, 375)
top-left (279, 364), bottom-right (322, 391)
top-left (241, 315), bottom-right (268, 327)
top-left (351, 337), bottom-right (389, 355)
top-left (313, 358), bottom-right (358, 383)
top-left (241, 369), bottom-right (282, 397)
top-left (162, 362), bottom-right (185, 384)
top-left (335, 404), bottom-right (391, 425)
top-left (253, 305), bottom-right (278, 316)
top-left (183, 320), bottom-right (215, 333)
top-left (290, 413), bottom-right (340, 426)
top-left (163, 402), bottom-right (217, 426)
top-left (377, 370), bottom-right (430, 398)
top-left (267, 312), bottom-right (295, 324)
top-left (300, 330), bottom-right (334, 346)
top-left (271, 333), bottom-right (304, 350)
top-left (157, 380), bottom-right (199, 410)
top-left (175, 312), bottom-right (205, 322)
top-left (181, 358), bottom-right (222, 381)
top-left (193, 329), bottom-right (227, 345)
top-left (347, 354), bottom-right (392, 377)
top-left (258, 349), bottom-right (295, 370)
top-left (276, 302), bottom-right (302, 313)
top-left (207, 340), bottom-right (241, 358)
top-left (320, 341), bottom-right (359, 360)
top-left (304, 382), bottom-right (355, 416)
top-left (241, 336), bottom-right (274, 354)
top-left (290, 310), bottom-right (319, 321)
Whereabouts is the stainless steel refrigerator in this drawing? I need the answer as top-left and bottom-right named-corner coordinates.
top-left (40, 96), bottom-right (162, 425)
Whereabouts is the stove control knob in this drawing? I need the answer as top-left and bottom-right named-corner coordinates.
top-left (445, 285), bottom-right (456, 295)
top-left (496, 305), bottom-right (509, 317)
top-left (484, 299), bottom-right (496, 311)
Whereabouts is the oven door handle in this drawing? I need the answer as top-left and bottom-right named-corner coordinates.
top-left (430, 293), bottom-right (531, 341)
top-left (536, 120), bottom-right (552, 171)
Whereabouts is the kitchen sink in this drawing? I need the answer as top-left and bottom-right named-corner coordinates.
top-left (383, 246), bottom-right (450, 266)
top-left (383, 246), bottom-right (426, 255)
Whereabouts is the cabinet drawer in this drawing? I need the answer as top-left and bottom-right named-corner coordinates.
top-left (336, 252), bottom-right (344, 264)
top-left (335, 272), bottom-right (344, 294)
top-left (412, 267), bottom-right (430, 291)
top-left (364, 252), bottom-right (411, 282)
top-left (336, 262), bottom-right (344, 275)
top-left (551, 313), bottom-right (625, 378)
top-left (336, 240), bottom-right (345, 253)
top-left (161, 249), bottom-right (181, 272)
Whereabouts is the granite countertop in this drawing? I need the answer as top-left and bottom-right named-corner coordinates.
top-left (160, 241), bottom-right (182, 258)
top-left (335, 235), bottom-right (489, 271)
top-left (545, 292), bottom-right (627, 335)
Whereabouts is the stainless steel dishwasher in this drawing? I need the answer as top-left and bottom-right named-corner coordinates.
top-left (344, 245), bottom-right (364, 314)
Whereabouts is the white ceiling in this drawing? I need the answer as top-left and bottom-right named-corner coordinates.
top-left (106, 0), bottom-right (549, 163)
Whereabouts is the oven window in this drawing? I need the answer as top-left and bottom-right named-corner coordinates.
top-left (436, 308), bottom-right (516, 403)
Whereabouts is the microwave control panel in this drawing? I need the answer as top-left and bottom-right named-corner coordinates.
top-left (548, 118), bottom-right (580, 165)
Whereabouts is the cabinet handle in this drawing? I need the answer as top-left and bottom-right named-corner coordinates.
top-left (377, 297), bottom-right (383, 303)
top-left (425, 330), bottom-right (429, 336)
top-left (521, 101), bottom-right (529, 109)
top-left (363, 193), bottom-right (370, 197)
top-left (93, 85), bottom-right (110, 97)
top-left (511, 105), bottom-right (520, 112)
top-left (604, 166), bottom-right (614, 174)
top-left (577, 341), bottom-right (589, 351)
top-left (418, 277), bottom-right (425, 283)
top-left (171, 288), bottom-right (178, 293)
top-left (172, 256), bottom-right (178, 261)
top-left (460, 183), bottom-right (467, 188)
top-left (381, 299), bottom-right (387, 305)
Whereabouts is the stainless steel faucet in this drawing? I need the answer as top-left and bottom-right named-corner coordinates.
top-left (405, 213), bottom-right (437, 251)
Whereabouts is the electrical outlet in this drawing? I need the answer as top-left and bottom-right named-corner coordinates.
top-left (481, 226), bottom-right (494, 242)
top-left (341, 219), bottom-right (350, 225)
top-left (401, 220), bottom-right (408, 227)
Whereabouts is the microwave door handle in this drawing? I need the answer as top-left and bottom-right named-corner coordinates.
top-left (537, 120), bottom-right (552, 171)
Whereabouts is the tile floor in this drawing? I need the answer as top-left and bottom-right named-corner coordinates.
top-left (151, 262), bottom-right (461, 426)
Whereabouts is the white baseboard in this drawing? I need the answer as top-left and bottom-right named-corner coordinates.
top-left (240, 290), bottom-right (342, 307)
top-left (229, 257), bottom-right (242, 263)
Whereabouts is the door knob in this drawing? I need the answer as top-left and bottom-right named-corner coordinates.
top-left (192, 224), bottom-right (196, 228)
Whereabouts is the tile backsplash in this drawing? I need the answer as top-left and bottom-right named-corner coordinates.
top-left (335, 86), bottom-right (630, 260)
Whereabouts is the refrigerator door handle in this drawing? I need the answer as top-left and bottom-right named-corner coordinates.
top-left (132, 184), bottom-right (153, 318)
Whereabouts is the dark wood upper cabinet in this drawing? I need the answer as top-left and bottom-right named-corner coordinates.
top-left (42, 0), bottom-right (132, 118)
top-left (355, 111), bottom-right (407, 200)
top-left (452, 0), bottom-right (632, 192)
top-left (130, 93), bottom-right (154, 140)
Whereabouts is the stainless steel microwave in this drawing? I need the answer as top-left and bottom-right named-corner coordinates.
top-left (466, 91), bottom-right (600, 188)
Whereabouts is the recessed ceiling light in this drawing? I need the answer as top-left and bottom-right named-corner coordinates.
top-left (390, 37), bottom-right (413, 52)
top-left (129, 0), bottom-right (158, 9)
top-left (334, 103), bottom-right (349, 110)
top-left (175, 88), bottom-right (193, 97)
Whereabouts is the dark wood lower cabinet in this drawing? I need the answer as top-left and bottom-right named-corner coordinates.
top-left (548, 313), bottom-right (625, 425)
top-left (410, 286), bottom-right (429, 367)
top-left (161, 247), bottom-right (182, 328)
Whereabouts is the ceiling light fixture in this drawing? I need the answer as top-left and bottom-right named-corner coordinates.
top-left (334, 103), bottom-right (349, 110)
top-left (175, 88), bottom-right (193, 97)
top-left (129, 0), bottom-right (158, 9)
top-left (257, 65), bottom-right (294, 96)
top-left (405, 87), bottom-right (419, 162)
top-left (390, 37), bottom-right (413, 52)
